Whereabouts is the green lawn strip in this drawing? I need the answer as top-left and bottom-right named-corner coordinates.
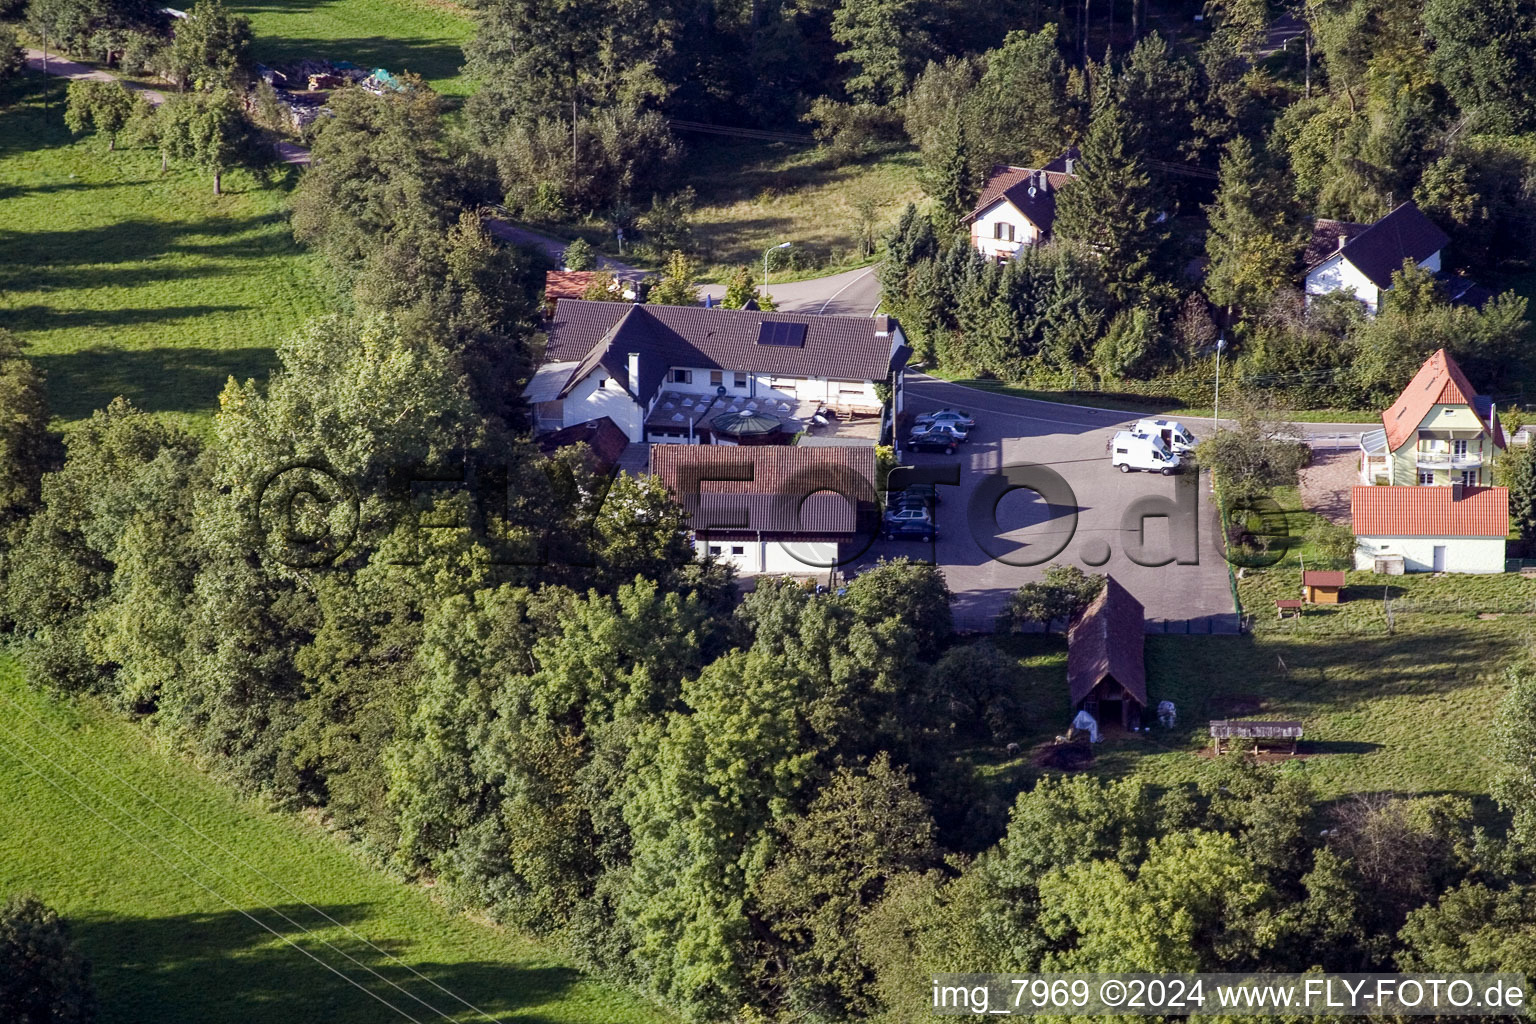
top-left (0, 656), bottom-right (671, 1024)
top-left (2, 75), bottom-right (328, 429)
top-left (231, 0), bottom-right (474, 96)
top-left (922, 371), bottom-right (1382, 423)
top-left (978, 572), bottom-right (1530, 805)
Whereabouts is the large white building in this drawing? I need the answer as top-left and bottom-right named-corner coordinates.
top-left (1351, 484), bottom-right (1509, 573)
top-left (523, 300), bottom-right (910, 445)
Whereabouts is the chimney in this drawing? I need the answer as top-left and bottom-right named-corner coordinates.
top-left (627, 351), bottom-right (640, 391)
top-left (1451, 481), bottom-right (1464, 501)
top-left (1337, 234), bottom-right (1349, 251)
top-left (1038, 169), bottom-right (1048, 190)
top-left (1064, 157), bottom-right (1075, 175)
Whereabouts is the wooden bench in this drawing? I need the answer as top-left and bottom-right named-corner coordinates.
top-left (1275, 599), bottom-right (1303, 619)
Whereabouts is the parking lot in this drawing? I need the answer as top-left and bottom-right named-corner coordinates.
top-left (848, 378), bottom-right (1242, 633)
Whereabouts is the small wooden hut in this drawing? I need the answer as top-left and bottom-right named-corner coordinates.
top-left (1302, 570), bottom-right (1345, 604)
top-left (1067, 577), bottom-right (1147, 729)
top-left (1209, 720), bottom-right (1303, 755)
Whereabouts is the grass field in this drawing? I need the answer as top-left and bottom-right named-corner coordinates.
top-left (532, 139), bottom-right (926, 284)
top-left (1, 74), bottom-right (327, 430)
top-left (232, 0), bottom-right (474, 96)
top-left (980, 568), bottom-right (1535, 811)
top-left (682, 140), bottom-right (924, 283)
top-left (0, 656), bottom-right (671, 1024)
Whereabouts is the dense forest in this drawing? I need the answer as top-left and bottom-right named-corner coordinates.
top-left (6, 0), bottom-right (1536, 1019)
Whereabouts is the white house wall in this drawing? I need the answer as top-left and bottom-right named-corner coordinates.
top-left (660, 366), bottom-right (882, 410)
top-left (1305, 255), bottom-right (1382, 312)
top-left (969, 200), bottom-right (1042, 262)
top-left (1353, 535), bottom-right (1506, 573)
top-left (693, 538), bottom-right (841, 575)
top-left (564, 371), bottom-right (645, 441)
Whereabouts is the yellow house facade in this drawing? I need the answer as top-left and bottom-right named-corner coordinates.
top-left (1359, 350), bottom-right (1506, 487)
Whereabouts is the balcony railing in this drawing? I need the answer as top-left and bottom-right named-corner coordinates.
top-left (1414, 450), bottom-right (1483, 468)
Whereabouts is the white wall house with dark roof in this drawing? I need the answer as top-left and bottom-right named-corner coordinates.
top-left (1304, 202), bottom-right (1448, 315)
top-left (964, 151), bottom-right (1078, 263)
top-left (524, 300), bottom-right (909, 445)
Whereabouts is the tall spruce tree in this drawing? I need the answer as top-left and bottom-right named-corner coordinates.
top-left (1204, 136), bottom-right (1297, 320)
top-left (1052, 70), bottom-right (1162, 303)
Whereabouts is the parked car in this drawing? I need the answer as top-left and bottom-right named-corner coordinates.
top-left (905, 433), bottom-right (959, 455)
top-left (1132, 418), bottom-right (1196, 455)
top-left (909, 422), bottom-right (969, 444)
top-left (883, 518), bottom-right (937, 541)
top-left (883, 506), bottom-right (936, 541)
top-left (890, 482), bottom-right (941, 506)
top-left (1110, 429), bottom-right (1181, 475)
top-left (883, 506), bottom-right (933, 526)
top-left (914, 408), bottom-right (976, 431)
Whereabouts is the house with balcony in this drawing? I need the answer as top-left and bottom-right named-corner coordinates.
top-left (1352, 348), bottom-right (1509, 573)
top-left (522, 299), bottom-right (910, 446)
top-left (964, 150), bottom-right (1079, 263)
top-left (1357, 348), bottom-right (1506, 487)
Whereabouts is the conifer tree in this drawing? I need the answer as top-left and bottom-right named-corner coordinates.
top-left (1052, 71), bottom-right (1163, 303)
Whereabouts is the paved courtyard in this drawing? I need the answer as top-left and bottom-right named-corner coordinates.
top-left (847, 378), bottom-right (1242, 633)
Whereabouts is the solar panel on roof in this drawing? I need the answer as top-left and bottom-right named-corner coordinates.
top-left (756, 321), bottom-right (807, 347)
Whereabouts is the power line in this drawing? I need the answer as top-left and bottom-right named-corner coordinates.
top-left (0, 689), bottom-right (507, 1024)
top-left (0, 711), bottom-right (439, 1024)
top-left (664, 118), bottom-right (815, 145)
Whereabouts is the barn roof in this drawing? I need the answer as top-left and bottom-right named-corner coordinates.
top-left (536, 416), bottom-right (629, 474)
top-left (1066, 576), bottom-right (1147, 708)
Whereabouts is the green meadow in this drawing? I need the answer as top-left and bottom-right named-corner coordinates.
top-left (0, 657), bottom-right (671, 1024)
top-left (0, 74), bottom-right (327, 430)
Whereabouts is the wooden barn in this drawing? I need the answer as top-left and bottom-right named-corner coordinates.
top-left (1302, 570), bottom-right (1345, 603)
top-left (1067, 577), bottom-right (1148, 729)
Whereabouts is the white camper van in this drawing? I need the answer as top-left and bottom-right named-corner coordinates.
top-left (1110, 430), bottom-right (1181, 475)
top-left (1132, 418), bottom-right (1196, 455)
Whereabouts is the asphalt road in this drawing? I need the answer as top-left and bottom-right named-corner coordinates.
top-left (698, 265), bottom-right (884, 315)
top-left (848, 376), bottom-right (1370, 632)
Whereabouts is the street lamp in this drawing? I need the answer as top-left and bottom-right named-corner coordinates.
top-left (1213, 335), bottom-right (1227, 433)
top-left (764, 241), bottom-right (791, 295)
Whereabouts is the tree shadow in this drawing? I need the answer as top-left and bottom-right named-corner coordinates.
top-left (70, 903), bottom-right (597, 1024)
top-left (34, 346), bottom-right (278, 420)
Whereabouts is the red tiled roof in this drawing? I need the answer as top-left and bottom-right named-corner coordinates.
top-left (1066, 577), bottom-right (1147, 709)
top-left (650, 445), bottom-right (877, 535)
top-left (545, 271), bottom-right (597, 301)
top-left (1381, 348), bottom-right (1505, 451)
top-left (1351, 485), bottom-right (1509, 537)
top-left (1302, 570), bottom-right (1346, 587)
top-left (1303, 218), bottom-right (1369, 267)
top-left (543, 299), bottom-right (905, 405)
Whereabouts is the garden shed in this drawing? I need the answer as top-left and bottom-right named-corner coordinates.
top-left (1302, 570), bottom-right (1345, 603)
top-left (1066, 577), bottom-right (1147, 729)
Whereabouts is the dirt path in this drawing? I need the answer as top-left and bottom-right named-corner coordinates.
top-left (24, 48), bottom-right (167, 104)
